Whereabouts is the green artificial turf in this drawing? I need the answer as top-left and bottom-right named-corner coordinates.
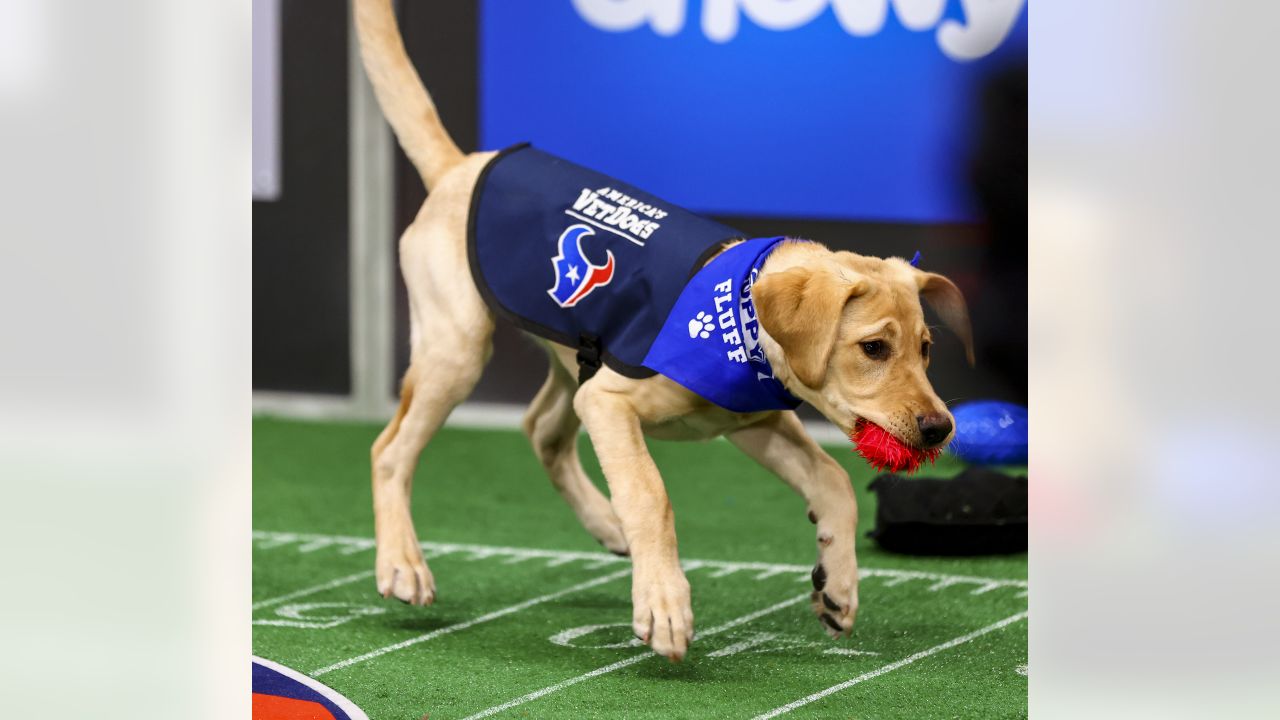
top-left (253, 416), bottom-right (1027, 719)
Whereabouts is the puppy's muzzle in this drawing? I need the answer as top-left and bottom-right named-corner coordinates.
top-left (916, 413), bottom-right (953, 449)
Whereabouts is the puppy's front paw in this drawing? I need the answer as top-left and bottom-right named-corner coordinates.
top-left (375, 538), bottom-right (435, 606)
top-left (632, 568), bottom-right (693, 662)
top-left (810, 553), bottom-right (858, 639)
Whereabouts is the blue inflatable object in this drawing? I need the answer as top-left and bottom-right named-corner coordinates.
top-left (948, 401), bottom-right (1028, 465)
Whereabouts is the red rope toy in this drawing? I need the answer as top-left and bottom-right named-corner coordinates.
top-left (850, 418), bottom-right (941, 474)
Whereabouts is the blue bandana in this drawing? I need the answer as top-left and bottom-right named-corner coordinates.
top-left (643, 237), bottom-right (802, 413)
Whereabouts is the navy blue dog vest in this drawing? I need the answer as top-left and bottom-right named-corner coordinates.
top-left (469, 145), bottom-right (800, 413)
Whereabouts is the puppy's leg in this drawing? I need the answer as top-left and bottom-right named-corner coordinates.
top-left (369, 372), bottom-right (426, 605)
top-left (728, 411), bottom-right (859, 638)
top-left (522, 359), bottom-right (628, 555)
top-left (371, 165), bottom-right (496, 606)
top-left (574, 377), bottom-right (692, 662)
top-left (372, 339), bottom-right (490, 606)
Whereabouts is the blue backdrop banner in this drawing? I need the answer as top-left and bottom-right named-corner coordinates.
top-left (479, 0), bottom-right (1027, 224)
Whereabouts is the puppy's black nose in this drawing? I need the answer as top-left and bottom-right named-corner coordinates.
top-left (916, 413), bottom-right (953, 448)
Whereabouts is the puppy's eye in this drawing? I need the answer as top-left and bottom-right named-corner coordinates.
top-left (861, 340), bottom-right (886, 359)
top-left (921, 341), bottom-right (931, 360)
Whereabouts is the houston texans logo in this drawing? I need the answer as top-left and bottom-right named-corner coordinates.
top-left (547, 224), bottom-right (615, 308)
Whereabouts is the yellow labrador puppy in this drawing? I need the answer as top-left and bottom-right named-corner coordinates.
top-left (355, 0), bottom-right (973, 662)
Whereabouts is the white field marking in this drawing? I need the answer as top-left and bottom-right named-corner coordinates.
top-left (708, 633), bottom-right (881, 659)
top-left (549, 622), bottom-right (641, 650)
top-left (707, 632), bottom-right (880, 659)
top-left (460, 594), bottom-right (810, 720)
top-left (338, 539), bottom-right (375, 555)
top-left (706, 632), bottom-right (780, 658)
top-left (310, 567), bottom-right (633, 677)
top-left (253, 531), bottom-right (1026, 596)
top-left (256, 620), bottom-right (361, 630)
top-left (298, 538), bottom-right (337, 553)
top-left (254, 602), bottom-right (388, 629)
top-left (750, 611), bottom-right (1029, 720)
top-left (252, 569), bottom-right (376, 611)
top-left (255, 532), bottom-right (299, 549)
top-left (548, 626), bottom-right (880, 659)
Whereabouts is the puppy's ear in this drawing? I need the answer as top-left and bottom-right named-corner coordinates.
top-left (916, 272), bottom-right (975, 366)
top-left (754, 267), bottom-right (868, 388)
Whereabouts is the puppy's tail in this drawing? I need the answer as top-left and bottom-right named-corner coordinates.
top-left (354, 0), bottom-right (464, 190)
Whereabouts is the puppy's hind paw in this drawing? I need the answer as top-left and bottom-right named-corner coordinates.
top-left (585, 508), bottom-right (629, 557)
top-left (595, 524), bottom-right (630, 557)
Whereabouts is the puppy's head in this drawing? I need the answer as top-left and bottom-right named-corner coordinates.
top-left (754, 244), bottom-right (973, 450)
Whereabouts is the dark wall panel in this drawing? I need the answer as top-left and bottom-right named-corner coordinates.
top-left (253, 0), bottom-right (351, 394)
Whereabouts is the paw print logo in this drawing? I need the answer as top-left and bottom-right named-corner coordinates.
top-left (687, 311), bottom-right (716, 339)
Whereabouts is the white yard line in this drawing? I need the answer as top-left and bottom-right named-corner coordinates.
top-left (311, 568), bottom-right (633, 677)
top-left (252, 570), bottom-right (376, 611)
top-left (253, 530), bottom-right (1027, 594)
top-left (460, 593), bottom-right (811, 720)
top-left (749, 611), bottom-right (1029, 719)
